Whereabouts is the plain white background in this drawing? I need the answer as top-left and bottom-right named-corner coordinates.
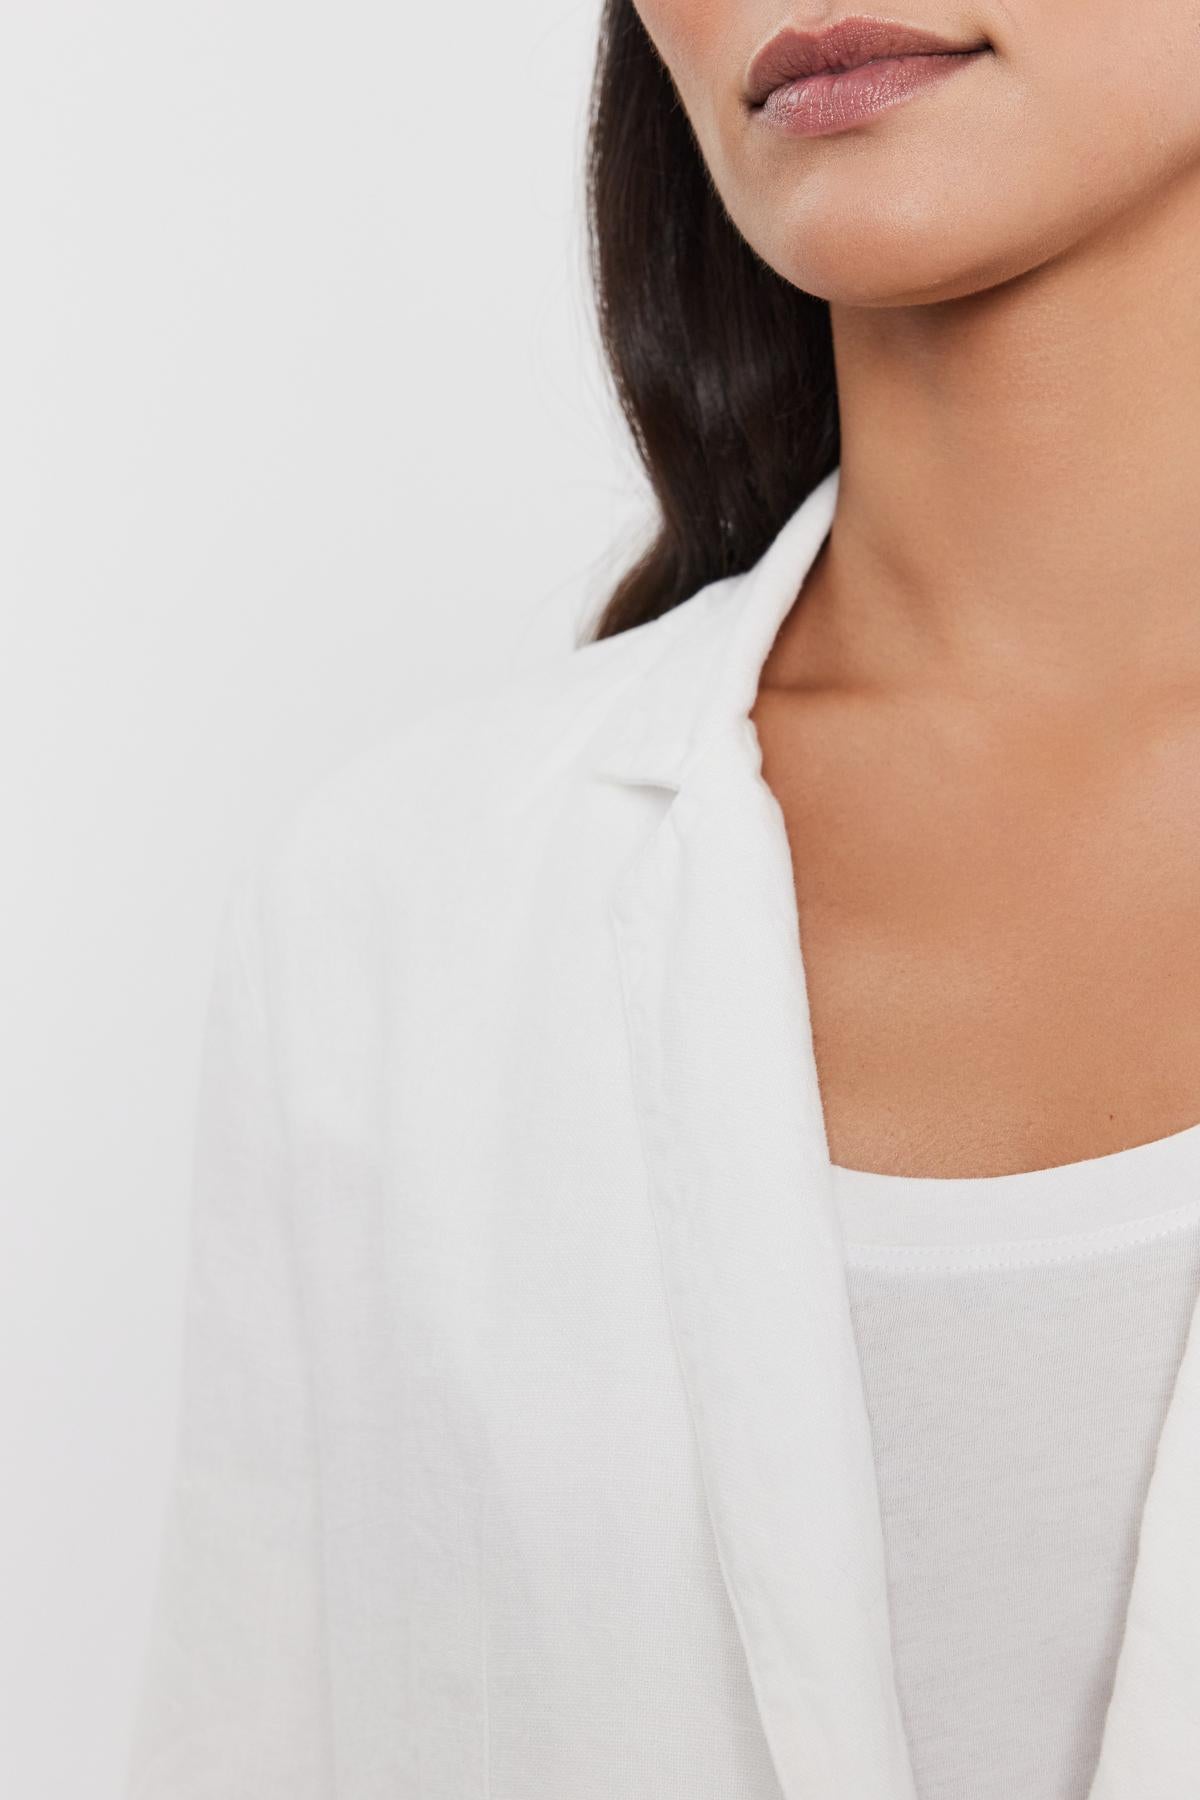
top-left (0, 5), bottom-right (646, 1793)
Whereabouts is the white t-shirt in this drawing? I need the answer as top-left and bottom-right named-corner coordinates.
top-left (830, 1118), bottom-right (1200, 1800)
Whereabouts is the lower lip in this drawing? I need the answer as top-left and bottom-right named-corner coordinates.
top-left (757, 50), bottom-right (988, 137)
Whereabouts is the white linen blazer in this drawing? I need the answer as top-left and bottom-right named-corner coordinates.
top-left (126, 465), bottom-right (1200, 1800)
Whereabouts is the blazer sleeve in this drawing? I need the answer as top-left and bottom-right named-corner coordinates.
top-left (125, 862), bottom-right (334, 1800)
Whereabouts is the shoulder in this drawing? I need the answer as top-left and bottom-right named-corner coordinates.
top-left (237, 594), bottom-right (710, 937)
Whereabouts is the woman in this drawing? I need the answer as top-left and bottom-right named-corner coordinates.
top-left (126, 5), bottom-right (1200, 1799)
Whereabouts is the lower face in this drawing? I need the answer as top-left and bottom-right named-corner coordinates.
top-left (627, 2), bottom-right (1200, 307)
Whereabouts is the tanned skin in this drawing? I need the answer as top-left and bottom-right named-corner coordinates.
top-left (629, 0), bottom-right (1200, 1176)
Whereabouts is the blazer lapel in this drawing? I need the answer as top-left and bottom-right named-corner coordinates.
top-left (1088, 1293), bottom-right (1200, 1796)
top-left (600, 469), bottom-right (918, 1800)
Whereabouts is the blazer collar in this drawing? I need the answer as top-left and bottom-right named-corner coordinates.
top-left (603, 460), bottom-right (917, 1800)
top-left (593, 466), bottom-right (841, 791)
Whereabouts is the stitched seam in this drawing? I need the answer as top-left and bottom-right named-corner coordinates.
top-left (843, 1198), bottom-right (1200, 1273)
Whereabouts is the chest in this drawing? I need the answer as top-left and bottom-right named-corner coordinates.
top-left (275, 726), bottom-right (1200, 1799)
top-left (751, 690), bottom-right (1200, 1175)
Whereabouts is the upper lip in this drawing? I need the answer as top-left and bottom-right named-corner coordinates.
top-left (744, 14), bottom-right (989, 107)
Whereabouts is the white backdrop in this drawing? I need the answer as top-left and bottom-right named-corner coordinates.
top-left (0, 5), bottom-right (647, 1793)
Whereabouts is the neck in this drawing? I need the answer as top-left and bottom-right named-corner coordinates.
top-left (778, 163), bottom-right (1200, 717)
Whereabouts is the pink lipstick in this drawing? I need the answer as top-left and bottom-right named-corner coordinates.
top-left (745, 14), bottom-right (991, 138)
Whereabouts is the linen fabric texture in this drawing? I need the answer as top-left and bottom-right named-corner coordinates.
top-left (125, 467), bottom-right (1200, 1799)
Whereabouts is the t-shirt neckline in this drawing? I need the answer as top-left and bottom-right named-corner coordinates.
top-left (831, 1114), bottom-right (1200, 1268)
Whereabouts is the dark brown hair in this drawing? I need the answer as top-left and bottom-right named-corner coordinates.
top-left (581, 0), bottom-right (840, 645)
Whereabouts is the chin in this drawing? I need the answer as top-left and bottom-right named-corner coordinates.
top-left (756, 204), bottom-right (1040, 310)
